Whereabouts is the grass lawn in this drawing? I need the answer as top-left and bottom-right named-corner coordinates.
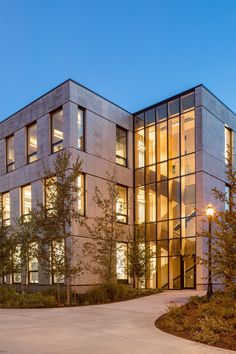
top-left (156, 291), bottom-right (236, 351)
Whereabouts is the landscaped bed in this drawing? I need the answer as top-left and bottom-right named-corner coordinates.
top-left (156, 291), bottom-right (236, 351)
top-left (0, 284), bottom-right (161, 309)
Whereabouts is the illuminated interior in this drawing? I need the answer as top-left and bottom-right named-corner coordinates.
top-left (134, 91), bottom-right (196, 289)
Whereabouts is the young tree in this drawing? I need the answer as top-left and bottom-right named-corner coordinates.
top-left (31, 150), bottom-right (84, 305)
top-left (126, 224), bottom-right (156, 288)
top-left (12, 216), bottom-right (38, 293)
top-left (84, 173), bottom-right (126, 284)
top-left (0, 201), bottom-right (16, 283)
top-left (200, 160), bottom-right (236, 295)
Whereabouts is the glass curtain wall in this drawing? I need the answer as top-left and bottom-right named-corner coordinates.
top-left (134, 91), bottom-right (196, 289)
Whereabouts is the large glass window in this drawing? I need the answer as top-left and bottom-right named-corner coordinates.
top-left (146, 184), bottom-right (156, 222)
top-left (157, 162), bottom-right (167, 181)
top-left (146, 125), bottom-right (156, 165)
top-left (168, 99), bottom-right (179, 117)
top-left (27, 123), bottom-right (37, 163)
top-left (169, 178), bottom-right (180, 219)
top-left (135, 129), bottom-right (145, 168)
top-left (2, 192), bottom-right (10, 225)
top-left (156, 104), bottom-right (167, 122)
top-left (181, 111), bottom-right (195, 155)
top-left (21, 185), bottom-right (32, 220)
top-left (78, 108), bottom-right (84, 151)
top-left (169, 158), bottom-right (180, 178)
top-left (135, 186), bottom-right (145, 224)
top-left (135, 168), bottom-right (144, 187)
top-left (6, 135), bottom-right (14, 172)
top-left (116, 126), bottom-right (127, 166)
top-left (181, 174), bottom-right (195, 218)
top-left (181, 154), bottom-right (195, 175)
top-left (169, 256), bottom-right (181, 289)
top-left (78, 174), bottom-right (85, 216)
top-left (157, 181), bottom-right (168, 221)
top-left (51, 109), bottom-right (63, 153)
top-left (116, 242), bottom-right (128, 281)
top-left (145, 109), bottom-right (155, 126)
top-left (168, 117), bottom-right (180, 159)
top-left (134, 113), bottom-right (144, 130)
top-left (157, 121), bottom-right (167, 162)
top-left (157, 257), bottom-right (168, 289)
top-left (116, 185), bottom-right (128, 223)
top-left (146, 165), bottom-right (156, 184)
top-left (181, 92), bottom-right (194, 112)
top-left (134, 94), bottom-right (196, 290)
top-left (225, 126), bottom-right (232, 164)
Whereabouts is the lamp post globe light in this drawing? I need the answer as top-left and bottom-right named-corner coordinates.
top-left (206, 204), bottom-right (215, 298)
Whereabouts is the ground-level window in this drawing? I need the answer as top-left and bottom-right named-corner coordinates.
top-left (116, 242), bottom-right (128, 282)
top-left (12, 245), bottom-right (21, 284)
top-left (28, 242), bottom-right (38, 284)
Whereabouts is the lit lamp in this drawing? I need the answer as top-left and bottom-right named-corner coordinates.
top-left (206, 204), bottom-right (215, 298)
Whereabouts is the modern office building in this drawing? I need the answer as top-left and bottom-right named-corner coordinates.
top-left (0, 80), bottom-right (235, 290)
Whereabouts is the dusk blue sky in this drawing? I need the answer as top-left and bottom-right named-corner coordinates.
top-left (0, 0), bottom-right (236, 119)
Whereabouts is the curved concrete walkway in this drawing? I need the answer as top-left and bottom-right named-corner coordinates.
top-left (0, 290), bottom-right (233, 354)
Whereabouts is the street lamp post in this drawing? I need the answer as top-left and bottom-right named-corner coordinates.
top-left (206, 204), bottom-right (215, 298)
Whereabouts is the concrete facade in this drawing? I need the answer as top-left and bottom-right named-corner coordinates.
top-left (0, 80), bottom-right (235, 290)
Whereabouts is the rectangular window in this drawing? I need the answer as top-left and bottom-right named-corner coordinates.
top-left (146, 184), bottom-right (156, 222)
top-left (135, 168), bottom-right (144, 187)
top-left (135, 186), bottom-right (145, 224)
top-left (135, 129), bottom-right (145, 168)
top-left (169, 158), bottom-right (180, 178)
top-left (157, 162), bottom-right (167, 181)
top-left (78, 108), bottom-right (84, 150)
top-left (28, 242), bottom-right (38, 284)
top-left (157, 121), bottom-right (167, 162)
top-left (21, 185), bottom-right (32, 221)
top-left (181, 111), bottom-right (195, 155)
top-left (116, 242), bottom-right (128, 281)
top-left (12, 245), bottom-right (21, 284)
top-left (181, 175), bottom-right (195, 218)
top-left (168, 99), bottom-right (179, 117)
top-left (181, 92), bottom-right (194, 112)
top-left (134, 113), bottom-right (144, 130)
top-left (27, 123), bottom-right (37, 163)
top-left (168, 117), bottom-right (180, 159)
top-left (145, 109), bottom-right (155, 126)
top-left (169, 178), bottom-right (180, 219)
top-left (2, 192), bottom-right (10, 225)
top-left (51, 108), bottom-right (63, 153)
top-left (6, 135), bottom-right (14, 172)
top-left (225, 126), bottom-right (232, 164)
top-left (157, 181), bottom-right (168, 221)
top-left (116, 126), bottom-right (127, 166)
top-left (146, 165), bottom-right (156, 184)
top-left (156, 104), bottom-right (167, 122)
top-left (116, 185), bottom-right (128, 223)
top-left (146, 125), bottom-right (156, 165)
top-left (78, 174), bottom-right (85, 216)
top-left (181, 154), bottom-right (195, 175)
